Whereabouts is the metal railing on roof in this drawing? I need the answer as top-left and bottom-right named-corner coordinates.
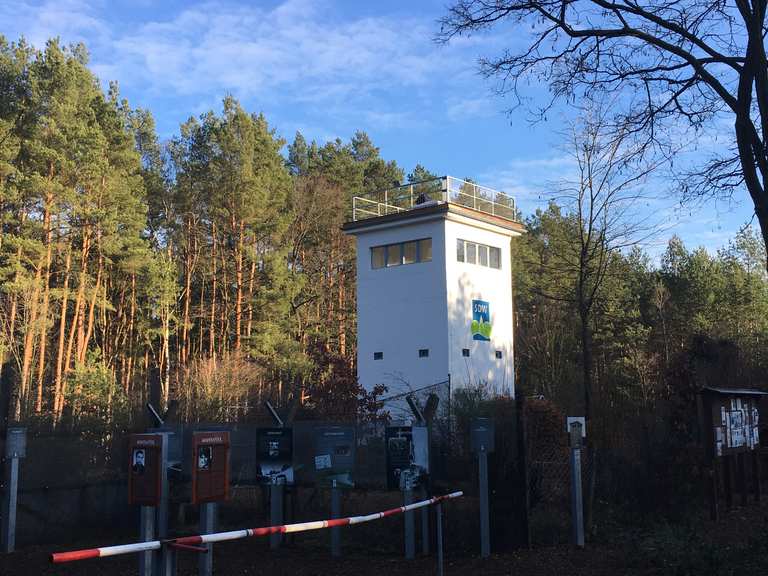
top-left (351, 176), bottom-right (519, 223)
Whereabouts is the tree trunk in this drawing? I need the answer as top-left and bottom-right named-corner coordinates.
top-left (35, 200), bottom-right (54, 414)
top-left (19, 258), bottom-right (43, 417)
top-left (209, 224), bottom-right (217, 365)
top-left (65, 229), bottom-right (91, 375)
top-left (235, 220), bottom-right (244, 350)
top-left (246, 255), bottom-right (256, 339)
top-left (579, 307), bottom-right (593, 422)
top-left (53, 244), bottom-right (72, 421)
top-left (79, 251), bottom-right (103, 366)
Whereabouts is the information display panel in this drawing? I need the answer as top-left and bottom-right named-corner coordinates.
top-left (385, 426), bottom-right (429, 490)
top-left (191, 431), bottom-right (230, 504)
top-left (470, 418), bottom-right (495, 453)
top-left (257, 428), bottom-right (294, 484)
top-left (128, 434), bottom-right (163, 506)
top-left (314, 426), bottom-right (355, 487)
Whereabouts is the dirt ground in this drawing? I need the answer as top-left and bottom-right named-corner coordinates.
top-left (3, 500), bottom-right (768, 576)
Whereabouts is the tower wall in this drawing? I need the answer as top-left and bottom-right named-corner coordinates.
top-left (444, 216), bottom-right (515, 396)
top-left (355, 218), bottom-right (449, 396)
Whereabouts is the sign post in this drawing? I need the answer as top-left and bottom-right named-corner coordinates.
top-left (471, 418), bottom-right (494, 558)
top-left (257, 427), bottom-right (293, 551)
top-left (314, 425), bottom-right (355, 557)
top-left (1, 427), bottom-right (26, 553)
top-left (198, 503), bottom-right (215, 576)
top-left (330, 479), bottom-right (341, 557)
top-left (191, 431), bottom-right (230, 576)
top-left (128, 433), bottom-right (172, 576)
top-left (386, 425), bottom-right (429, 560)
top-left (435, 502), bottom-right (444, 576)
top-left (568, 418), bottom-right (585, 548)
top-left (402, 474), bottom-right (415, 560)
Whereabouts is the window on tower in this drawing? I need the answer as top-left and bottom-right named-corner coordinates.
top-left (370, 238), bottom-right (432, 269)
top-left (403, 241), bottom-right (418, 264)
top-left (371, 246), bottom-right (386, 269)
top-left (457, 239), bottom-right (502, 269)
top-left (419, 238), bottom-right (432, 261)
top-left (386, 244), bottom-right (402, 267)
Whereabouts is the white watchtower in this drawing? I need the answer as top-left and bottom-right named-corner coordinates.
top-left (343, 176), bottom-right (525, 398)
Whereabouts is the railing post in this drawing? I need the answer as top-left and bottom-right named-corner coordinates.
top-left (410, 185), bottom-right (414, 208)
top-left (384, 190), bottom-right (388, 215)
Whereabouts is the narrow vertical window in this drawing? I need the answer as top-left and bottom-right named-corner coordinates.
top-left (419, 238), bottom-right (432, 262)
top-left (374, 352), bottom-right (383, 360)
top-left (456, 239), bottom-right (465, 262)
top-left (462, 349), bottom-right (470, 357)
top-left (489, 246), bottom-right (501, 269)
top-left (478, 244), bottom-right (488, 267)
top-left (386, 244), bottom-right (402, 267)
top-left (466, 242), bottom-right (477, 264)
top-left (403, 241), bottom-right (417, 264)
top-left (371, 246), bottom-right (385, 269)
top-left (495, 350), bottom-right (503, 359)
top-left (418, 349), bottom-right (429, 358)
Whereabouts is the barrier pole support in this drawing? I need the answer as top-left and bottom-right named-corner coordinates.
top-left (436, 502), bottom-right (444, 576)
top-left (404, 488), bottom-right (415, 559)
top-left (157, 433), bottom-right (174, 576)
top-left (1, 456), bottom-right (19, 553)
top-left (479, 448), bottom-right (490, 558)
top-left (330, 481), bottom-right (341, 558)
top-left (198, 503), bottom-right (216, 576)
top-left (270, 481), bottom-right (284, 550)
top-left (139, 506), bottom-right (155, 576)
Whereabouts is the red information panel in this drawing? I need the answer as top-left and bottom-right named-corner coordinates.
top-left (191, 431), bottom-right (230, 504)
top-left (128, 434), bottom-right (163, 506)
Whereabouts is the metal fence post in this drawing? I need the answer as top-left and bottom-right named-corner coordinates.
top-left (138, 506), bottom-right (155, 576)
top-left (435, 502), bottom-right (444, 576)
top-left (479, 448), bottom-right (490, 558)
top-left (569, 423), bottom-right (585, 548)
top-left (157, 433), bottom-right (175, 576)
top-left (421, 486), bottom-right (430, 555)
top-left (1, 456), bottom-right (19, 553)
top-left (404, 487), bottom-right (415, 559)
top-left (198, 503), bottom-right (216, 576)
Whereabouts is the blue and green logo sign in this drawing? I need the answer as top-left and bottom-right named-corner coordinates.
top-left (471, 300), bottom-right (492, 341)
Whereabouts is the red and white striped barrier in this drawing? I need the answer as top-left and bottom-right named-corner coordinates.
top-left (51, 490), bottom-right (463, 564)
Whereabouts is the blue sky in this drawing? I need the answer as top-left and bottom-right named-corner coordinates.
top-left (1, 0), bottom-right (757, 257)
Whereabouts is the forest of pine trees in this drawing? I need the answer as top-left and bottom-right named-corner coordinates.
top-left (1, 37), bottom-right (767, 433)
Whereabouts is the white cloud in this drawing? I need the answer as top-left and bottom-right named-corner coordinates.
top-left (480, 155), bottom-right (577, 210)
top-left (3, 0), bottom-right (505, 133)
top-left (446, 97), bottom-right (498, 121)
